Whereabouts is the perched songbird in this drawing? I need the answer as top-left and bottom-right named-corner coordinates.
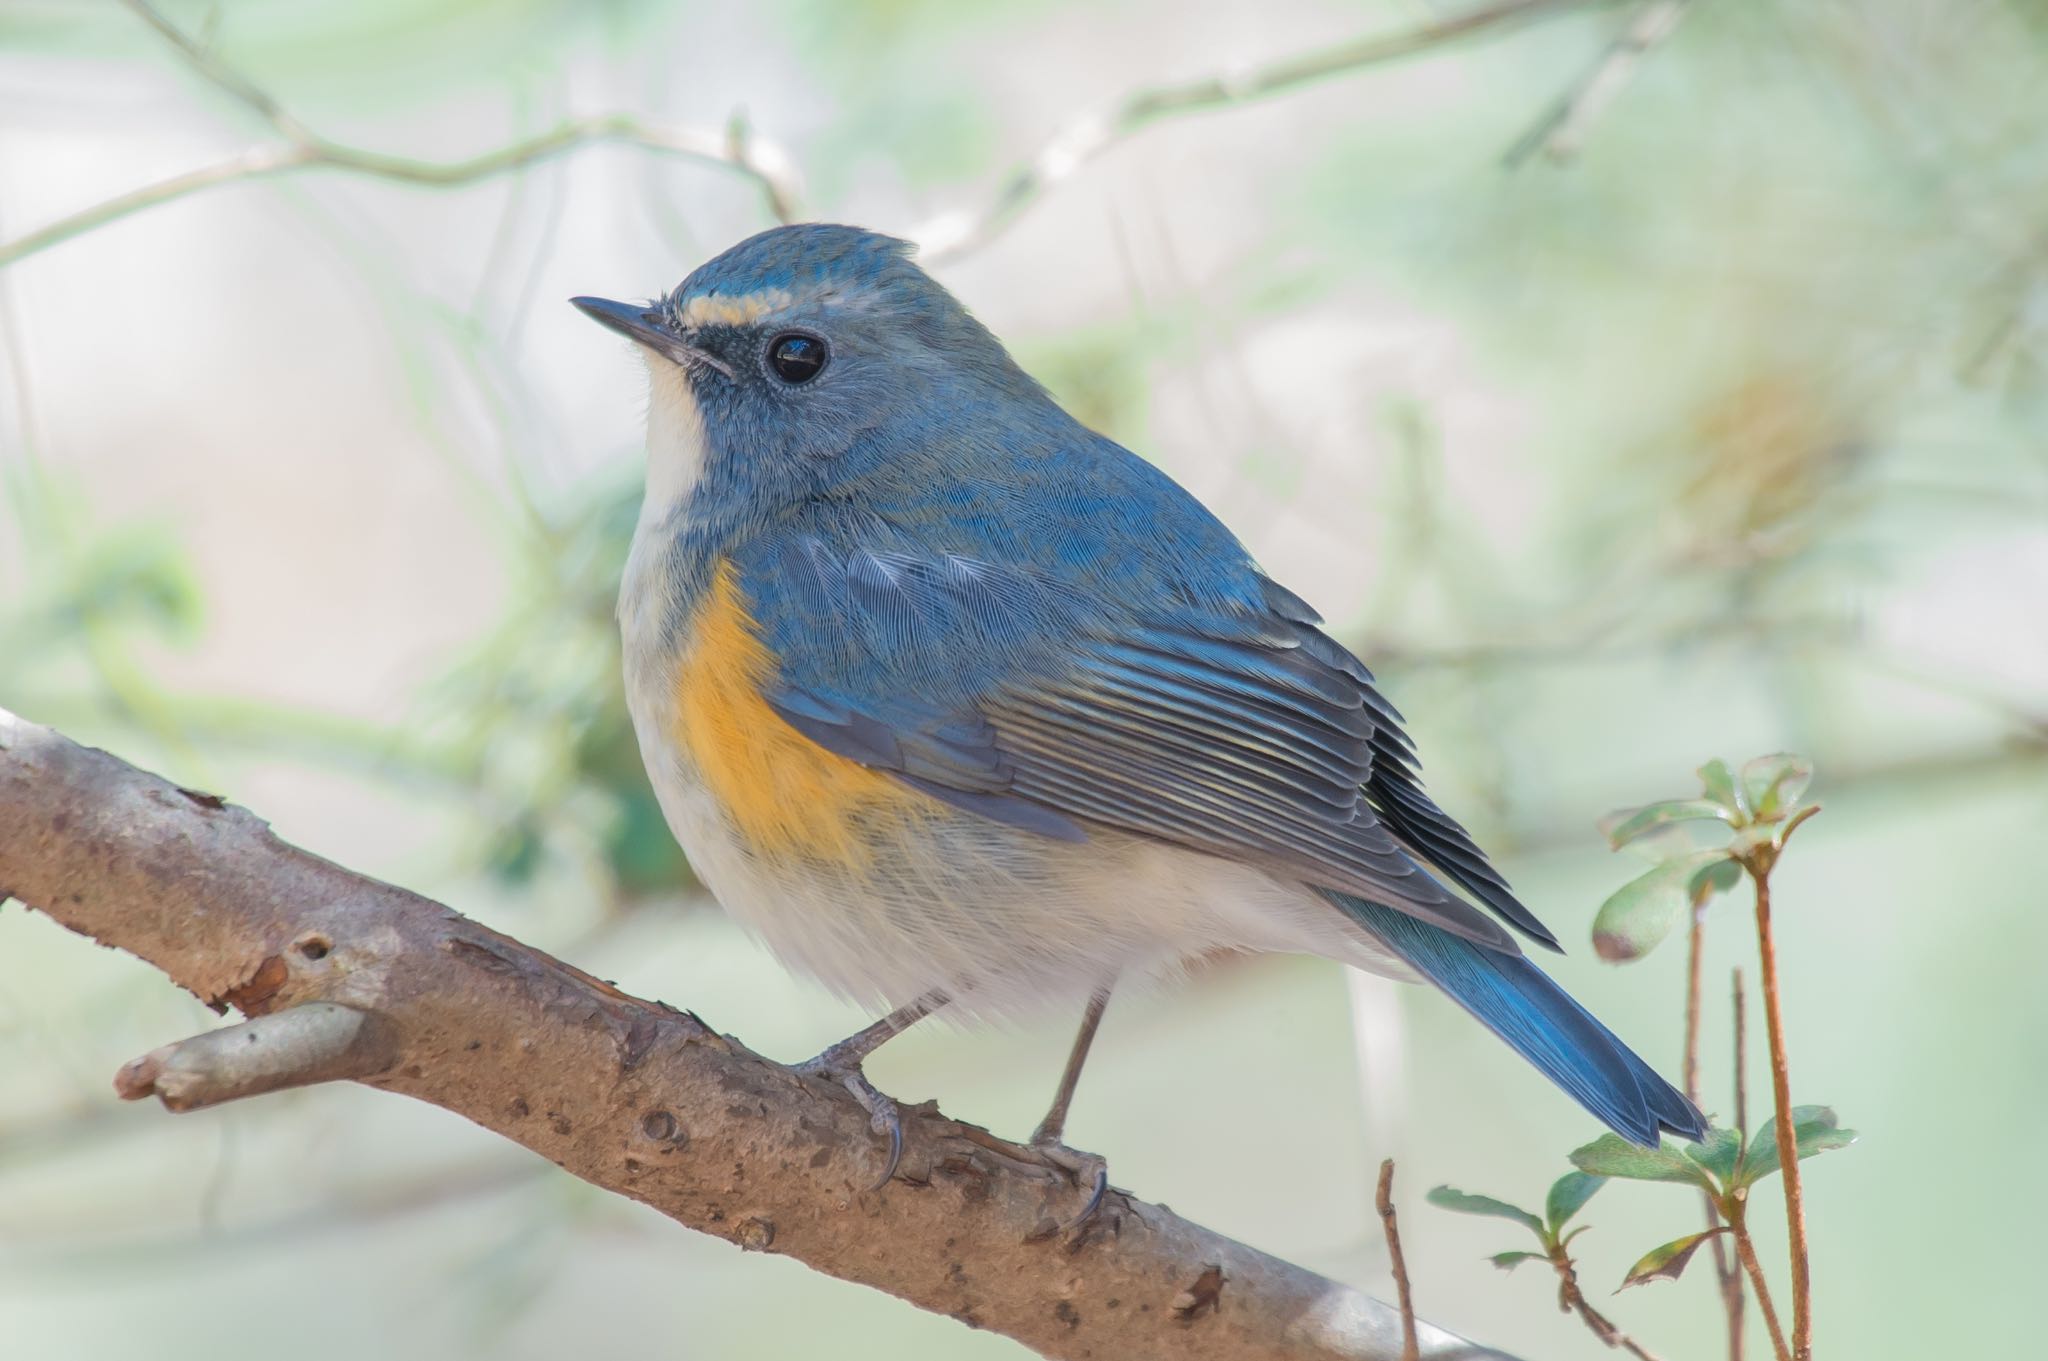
top-left (573, 225), bottom-right (1703, 1212)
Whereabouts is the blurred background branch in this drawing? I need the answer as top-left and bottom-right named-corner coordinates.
top-left (1505, 0), bottom-right (1699, 166)
top-left (0, 0), bottom-right (804, 269)
top-left (0, 0), bottom-right (1606, 271)
top-left (910, 0), bottom-right (1605, 260)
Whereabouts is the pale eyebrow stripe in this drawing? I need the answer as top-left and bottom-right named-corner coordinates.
top-left (677, 289), bottom-right (795, 328)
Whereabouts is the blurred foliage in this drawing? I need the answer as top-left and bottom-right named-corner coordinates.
top-left (417, 473), bottom-right (692, 902)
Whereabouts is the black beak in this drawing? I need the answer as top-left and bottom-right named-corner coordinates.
top-left (570, 296), bottom-right (733, 377)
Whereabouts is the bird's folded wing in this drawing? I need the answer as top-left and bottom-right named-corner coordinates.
top-left (741, 533), bottom-right (1551, 954)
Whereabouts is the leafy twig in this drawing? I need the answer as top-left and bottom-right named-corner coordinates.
top-left (1376, 1159), bottom-right (1420, 1361)
top-left (0, 1), bottom-right (803, 270)
top-left (1593, 761), bottom-right (1830, 1361)
top-left (1429, 1175), bottom-right (1660, 1360)
top-left (1739, 811), bottom-right (1820, 1360)
top-left (1504, 0), bottom-right (1700, 166)
top-left (1569, 1109), bottom-right (1852, 1361)
top-left (913, 0), bottom-right (1601, 261)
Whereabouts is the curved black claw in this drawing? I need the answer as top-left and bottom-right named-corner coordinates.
top-left (1030, 1137), bottom-right (1109, 1229)
top-left (796, 1055), bottom-right (905, 1189)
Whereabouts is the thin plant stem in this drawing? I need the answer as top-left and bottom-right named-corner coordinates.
top-left (1684, 894), bottom-right (1707, 1097)
top-left (1685, 898), bottom-right (1744, 1361)
top-left (1733, 967), bottom-right (1749, 1142)
top-left (1375, 1159), bottom-right (1419, 1361)
top-left (1751, 866), bottom-right (1813, 1359)
top-left (1720, 966), bottom-right (1750, 1356)
top-left (1726, 1199), bottom-right (1793, 1361)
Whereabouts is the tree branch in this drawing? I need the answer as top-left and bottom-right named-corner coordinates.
top-left (0, 708), bottom-right (1515, 1361)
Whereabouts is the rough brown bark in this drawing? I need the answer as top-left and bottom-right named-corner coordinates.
top-left (0, 710), bottom-right (1514, 1361)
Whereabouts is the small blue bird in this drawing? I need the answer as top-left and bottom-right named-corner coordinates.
top-left (573, 224), bottom-right (1703, 1211)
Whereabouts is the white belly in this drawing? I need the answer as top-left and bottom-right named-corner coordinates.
top-left (629, 684), bottom-right (1412, 1022)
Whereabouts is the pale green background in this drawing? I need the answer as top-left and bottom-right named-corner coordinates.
top-left (2, 2), bottom-right (2043, 1358)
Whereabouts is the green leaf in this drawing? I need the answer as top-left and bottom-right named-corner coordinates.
top-left (1603, 799), bottom-right (1733, 850)
top-left (1545, 1171), bottom-right (1606, 1233)
top-left (1620, 1229), bottom-right (1729, 1290)
top-left (1698, 858), bottom-right (1743, 895)
top-left (1736, 1107), bottom-right (1858, 1187)
top-left (1683, 1127), bottom-right (1742, 1187)
top-left (1697, 759), bottom-right (1750, 820)
top-left (1426, 1185), bottom-right (1544, 1236)
top-left (1570, 1135), bottom-right (1716, 1191)
top-left (1597, 810), bottom-right (1707, 865)
top-left (1741, 753), bottom-right (1814, 820)
top-left (1489, 1250), bottom-right (1545, 1272)
top-left (1592, 850), bottom-right (1739, 962)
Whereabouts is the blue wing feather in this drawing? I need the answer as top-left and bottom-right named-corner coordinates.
top-left (737, 522), bottom-right (1542, 952)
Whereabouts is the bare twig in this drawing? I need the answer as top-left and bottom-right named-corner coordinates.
top-left (913, 0), bottom-right (1601, 261)
top-left (0, 708), bottom-right (1515, 1361)
top-left (1375, 1160), bottom-right (1419, 1361)
top-left (0, 2), bottom-right (802, 270)
top-left (115, 1002), bottom-right (394, 1110)
top-left (1544, 1239), bottom-right (1664, 1361)
top-left (1747, 859), bottom-right (1813, 1360)
top-left (1504, 0), bottom-right (1699, 166)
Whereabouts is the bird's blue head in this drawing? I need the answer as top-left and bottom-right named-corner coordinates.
top-left (574, 224), bottom-right (1056, 529)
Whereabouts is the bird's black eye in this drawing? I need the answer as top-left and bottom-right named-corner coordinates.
top-left (767, 333), bottom-right (827, 384)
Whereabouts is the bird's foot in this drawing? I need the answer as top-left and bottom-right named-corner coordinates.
top-left (1027, 1123), bottom-right (1109, 1228)
top-left (796, 1050), bottom-right (904, 1190)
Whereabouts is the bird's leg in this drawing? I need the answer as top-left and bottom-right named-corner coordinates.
top-left (795, 989), bottom-right (946, 1188)
top-left (1030, 983), bottom-right (1114, 1225)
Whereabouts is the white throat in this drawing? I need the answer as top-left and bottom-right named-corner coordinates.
top-left (617, 356), bottom-right (710, 655)
top-left (639, 355), bottom-right (711, 530)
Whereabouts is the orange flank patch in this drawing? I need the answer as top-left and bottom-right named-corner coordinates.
top-left (673, 560), bottom-right (938, 863)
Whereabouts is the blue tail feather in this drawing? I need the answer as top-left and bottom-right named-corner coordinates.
top-left (1327, 891), bottom-right (1706, 1145)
